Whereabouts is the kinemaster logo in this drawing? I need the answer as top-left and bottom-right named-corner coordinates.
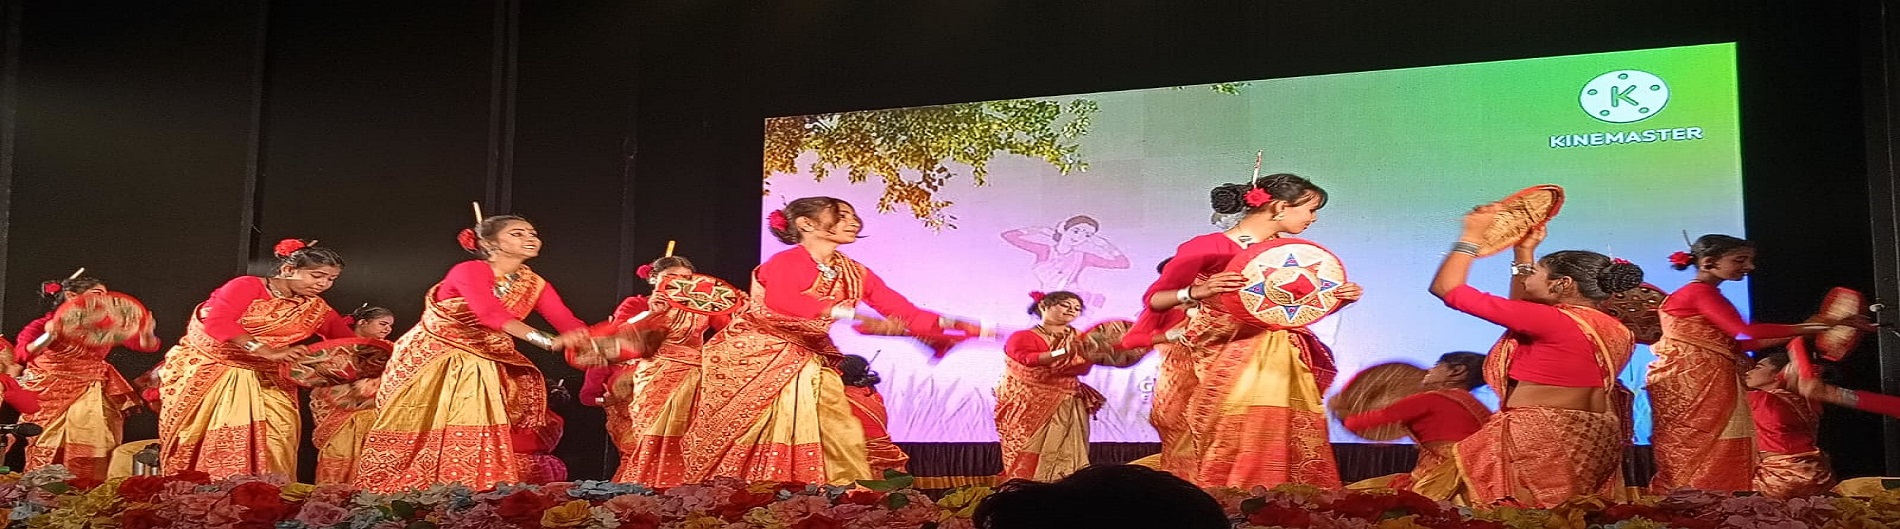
top-left (1550, 69), bottom-right (1705, 148)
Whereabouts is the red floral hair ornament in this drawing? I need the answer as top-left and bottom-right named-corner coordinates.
top-left (1029, 291), bottom-right (1047, 303)
top-left (767, 210), bottom-right (790, 232)
top-left (1667, 251), bottom-right (1693, 267)
top-left (456, 229), bottom-right (479, 251)
top-left (40, 282), bottom-right (61, 295)
top-left (273, 239), bottom-right (307, 258)
top-left (636, 264), bottom-right (654, 280)
top-left (1612, 258), bottom-right (1632, 265)
top-left (1243, 187), bottom-right (1273, 208)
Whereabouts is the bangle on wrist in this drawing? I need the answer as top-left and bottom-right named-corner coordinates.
top-left (1049, 348), bottom-right (1069, 358)
top-left (241, 340), bottom-right (265, 353)
top-left (1511, 263), bottom-right (1536, 276)
top-left (1839, 387), bottom-right (1859, 407)
top-left (1450, 241), bottom-right (1481, 257)
top-left (1176, 287), bottom-right (1196, 305)
top-left (525, 330), bottom-right (557, 350)
top-left (827, 305), bottom-right (858, 321)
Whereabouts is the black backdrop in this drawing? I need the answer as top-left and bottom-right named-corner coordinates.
top-left (0, 0), bottom-right (1892, 481)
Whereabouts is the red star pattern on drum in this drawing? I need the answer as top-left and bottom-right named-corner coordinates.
top-left (1243, 256), bottom-right (1339, 321)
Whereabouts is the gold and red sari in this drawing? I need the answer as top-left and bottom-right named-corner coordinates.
top-left (159, 290), bottom-right (332, 478)
top-left (1345, 390), bottom-right (1494, 502)
top-left (1752, 390), bottom-right (1836, 499)
top-left (1454, 306), bottom-right (1634, 508)
top-left (995, 327), bottom-right (1105, 482)
top-left (845, 386), bottom-right (909, 473)
top-left (310, 378), bottom-right (379, 485)
top-left (1150, 336), bottom-right (1200, 480)
top-left (1646, 312), bottom-right (1756, 492)
top-left (680, 259), bottom-right (874, 485)
top-left (1179, 303), bottom-right (1340, 488)
top-left (21, 341), bottom-right (142, 480)
top-left (606, 308), bottom-right (714, 487)
top-left (353, 273), bottom-right (551, 492)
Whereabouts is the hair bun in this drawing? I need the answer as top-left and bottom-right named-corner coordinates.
top-left (273, 239), bottom-right (308, 258)
top-left (1209, 184), bottom-right (1248, 215)
top-left (1597, 261), bottom-right (1646, 294)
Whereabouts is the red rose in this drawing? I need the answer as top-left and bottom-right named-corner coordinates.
top-left (240, 501), bottom-right (291, 523)
top-left (40, 282), bottom-right (60, 295)
top-left (496, 490), bottom-right (555, 523)
top-left (229, 482), bottom-right (283, 509)
top-left (173, 470), bottom-right (212, 484)
top-left (1243, 187), bottom-right (1273, 208)
top-left (767, 210), bottom-right (790, 232)
top-left (842, 490), bottom-right (884, 505)
top-left (273, 239), bottom-right (307, 258)
top-left (1247, 503), bottom-right (1311, 527)
top-left (1668, 251), bottom-right (1694, 267)
top-left (618, 513), bottom-right (662, 529)
top-left (715, 489), bottom-right (777, 519)
top-left (457, 228), bottom-right (479, 251)
top-left (636, 264), bottom-right (654, 279)
top-left (121, 508), bottom-right (171, 529)
top-left (119, 475), bottom-right (168, 502)
top-left (791, 514), bottom-right (843, 529)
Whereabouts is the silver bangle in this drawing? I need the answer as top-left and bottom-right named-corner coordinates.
top-left (1840, 387), bottom-right (1860, 408)
top-left (1176, 287), bottom-right (1196, 305)
top-left (1450, 241), bottom-right (1481, 257)
top-left (525, 330), bottom-right (557, 350)
top-left (1511, 263), bottom-right (1536, 276)
top-left (241, 340), bottom-right (266, 353)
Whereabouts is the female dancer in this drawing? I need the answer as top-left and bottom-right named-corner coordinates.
top-left (1433, 211), bottom-right (1644, 508)
top-left (353, 215), bottom-right (590, 492)
top-left (681, 197), bottom-right (971, 485)
top-left (1124, 174), bottom-right (1361, 488)
top-left (1001, 216), bottom-right (1131, 308)
top-left (1743, 351), bottom-right (1834, 498)
top-left (1341, 352), bottom-right (1493, 501)
top-left (309, 304), bottom-right (395, 485)
top-left (598, 255), bottom-right (729, 487)
top-left (841, 354), bottom-right (908, 473)
top-left (15, 274), bottom-right (110, 363)
top-left (1648, 234), bottom-right (1827, 492)
top-left (159, 240), bottom-right (354, 478)
top-left (995, 291), bottom-right (1109, 481)
top-left (349, 304), bottom-right (397, 340)
top-left (14, 275), bottom-right (158, 480)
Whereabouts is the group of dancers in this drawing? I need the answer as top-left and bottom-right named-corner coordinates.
top-left (3, 172), bottom-right (1900, 506)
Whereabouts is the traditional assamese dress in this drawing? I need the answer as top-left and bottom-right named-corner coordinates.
top-left (995, 326), bottom-right (1106, 481)
top-left (1343, 390), bottom-right (1493, 501)
top-left (310, 374), bottom-right (382, 485)
top-left (512, 411), bottom-right (568, 484)
top-left (844, 385), bottom-right (909, 473)
top-left (1125, 233), bottom-right (1341, 488)
top-left (1444, 285), bottom-right (1635, 508)
top-left (353, 261), bottom-right (584, 492)
top-left (14, 311), bottom-right (158, 481)
top-left (1748, 388), bottom-right (1835, 498)
top-left (1647, 281), bottom-right (1802, 492)
top-left (681, 246), bottom-right (947, 485)
top-left (599, 294), bottom-right (727, 487)
top-left (159, 277), bottom-right (353, 478)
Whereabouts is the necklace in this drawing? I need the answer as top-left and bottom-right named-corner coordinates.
top-left (494, 272), bottom-right (521, 298)
top-left (813, 255), bottom-right (839, 281)
top-left (265, 278), bottom-right (289, 298)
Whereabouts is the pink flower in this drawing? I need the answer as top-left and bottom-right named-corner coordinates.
top-left (768, 211), bottom-right (790, 232)
top-left (1668, 251), bottom-right (1694, 267)
top-left (603, 494), bottom-right (661, 517)
top-left (1244, 187), bottom-right (1272, 208)
top-left (295, 502), bottom-right (352, 527)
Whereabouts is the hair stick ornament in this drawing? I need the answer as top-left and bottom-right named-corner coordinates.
top-left (66, 268), bottom-right (85, 281)
top-left (664, 240), bottom-right (676, 258)
top-left (472, 201), bottom-right (485, 225)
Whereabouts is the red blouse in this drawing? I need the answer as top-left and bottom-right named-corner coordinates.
top-left (1662, 281), bottom-right (1803, 349)
top-left (756, 246), bottom-right (940, 335)
top-left (0, 373), bottom-right (39, 414)
top-left (436, 261), bottom-right (586, 333)
top-left (1123, 233), bottom-right (1241, 348)
top-left (13, 314), bottom-right (49, 362)
top-left (1749, 390), bottom-right (1821, 454)
top-left (1342, 390), bottom-right (1489, 443)
top-left (1441, 285), bottom-right (1605, 388)
top-left (1003, 329), bottom-right (1092, 377)
top-left (202, 277), bottom-right (354, 342)
top-left (1849, 389), bottom-right (1900, 419)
